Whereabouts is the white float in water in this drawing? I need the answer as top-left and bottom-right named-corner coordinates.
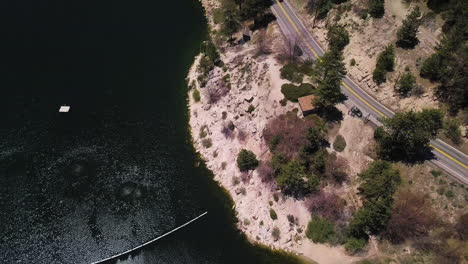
top-left (59, 106), bottom-right (70, 113)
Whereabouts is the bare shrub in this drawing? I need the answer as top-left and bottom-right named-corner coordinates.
top-left (257, 162), bottom-right (274, 183)
top-left (255, 29), bottom-right (272, 56)
top-left (221, 122), bottom-right (235, 139)
top-left (385, 190), bottom-right (439, 243)
top-left (277, 37), bottom-right (302, 64)
top-left (325, 152), bottom-right (349, 184)
top-left (207, 78), bottom-right (230, 104)
top-left (240, 172), bottom-right (251, 184)
top-left (305, 191), bottom-right (345, 221)
top-left (263, 112), bottom-right (316, 159)
top-left (237, 128), bottom-right (247, 142)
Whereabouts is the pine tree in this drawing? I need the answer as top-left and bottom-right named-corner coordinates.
top-left (396, 7), bottom-right (422, 49)
top-left (368, 0), bottom-right (385, 18)
top-left (313, 51), bottom-right (347, 108)
top-left (396, 71), bottom-right (416, 97)
top-left (327, 25), bottom-right (350, 52)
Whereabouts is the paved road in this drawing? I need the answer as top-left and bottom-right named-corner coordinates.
top-left (271, 0), bottom-right (468, 184)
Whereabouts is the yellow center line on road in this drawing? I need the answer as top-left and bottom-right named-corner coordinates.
top-left (274, 0), bottom-right (468, 170)
top-left (274, 0), bottom-right (385, 117)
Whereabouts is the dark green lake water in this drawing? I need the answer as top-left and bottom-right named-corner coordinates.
top-left (0, 0), bottom-right (303, 263)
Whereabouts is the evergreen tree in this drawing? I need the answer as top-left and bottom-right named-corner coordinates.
top-left (374, 109), bottom-right (443, 162)
top-left (396, 7), bottom-right (422, 48)
top-left (327, 25), bottom-right (350, 51)
top-left (372, 45), bottom-right (395, 85)
top-left (306, 0), bottom-right (333, 20)
top-left (240, 0), bottom-right (273, 20)
top-left (313, 50), bottom-right (347, 108)
top-left (396, 71), bottom-right (416, 97)
top-left (368, 0), bottom-right (385, 18)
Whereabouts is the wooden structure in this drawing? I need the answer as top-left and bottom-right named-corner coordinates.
top-left (297, 95), bottom-right (316, 116)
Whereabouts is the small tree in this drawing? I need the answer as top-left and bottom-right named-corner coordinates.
top-left (306, 216), bottom-right (335, 243)
top-left (305, 191), bottom-right (345, 221)
top-left (237, 149), bottom-right (259, 171)
top-left (368, 0), bottom-right (385, 18)
top-left (327, 25), bottom-right (350, 51)
top-left (372, 45), bottom-right (395, 85)
top-left (345, 237), bottom-right (367, 254)
top-left (396, 72), bottom-right (416, 97)
top-left (277, 160), bottom-right (319, 197)
top-left (444, 118), bottom-right (462, 145)
top-left (396, 7), bottom-right (422, 49)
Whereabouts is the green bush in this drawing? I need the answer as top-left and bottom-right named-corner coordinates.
top-left (345, 237), bottom-right (367, 254)
top-left (306, 216), bottom-right (335, 243)
top-left (269, 135), bottom-right (282, 151)
top-left (280, 63), bottom-right (303, 83)
top-left (192, 89), bottom-right (201, 102)
top-left (396, 72), bottom-right (416, 97)
top-left (372, 67), bottom-right (386, 85)
top-left (333, 135), bottom-right (347, 152)
top-left (247, 104), bottom-right (255, 113)
top-left (270, 208), bottom-right (278, 220)
top-left (350, 58), bottom-right (356, 66)
top-left (445, 190), bottom-right (455, 198)
top-left (444, 118), bottom-right (462, 145)
top-left (281, 83), bottom-right (315, 102)
top-left (237, 149), bottom-right (259, 172)
top-left (430, 170), bottom-right (442, 178)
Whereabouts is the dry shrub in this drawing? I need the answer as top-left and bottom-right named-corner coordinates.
top-left (257, 162), bottom-right (274, 183)
top-left (240, 172), bottom-right (251, 184)
top-left (255, 29), bottom-right (272, 56)
top-left (221, 122), bottom-right (235, 139)
top-left (237, 129), bottom-right (247, 142)
top-left (385, 190), bottom-right (439, 243)
top-left (207, 78), bottom-right (230, 104)
top-left (263, 112), bottom-right (315, 159)
top-left (305, 191), bottom-right (345, 221)
top-left (325, 152), bottom-right (349, 184)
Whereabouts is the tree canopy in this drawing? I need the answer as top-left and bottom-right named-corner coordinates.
top-left (396, 71), bottom-right (416, 97)
top-left (396, 7), bottom-right (422, 49)
top-left (368, 0), bottom-right (385, 18)
top-left (372, 45), bottom-right (395, 85)
top-left (237, 149), bottom-right (259, 171)
top-left (327, 25), bottom-right (350, 52)
top-left (313, 50), bottom-right (347, 108)
top-left (277, 160), bottom-right (319, 197)
top-left (374, 109), bottom-right (443, 162)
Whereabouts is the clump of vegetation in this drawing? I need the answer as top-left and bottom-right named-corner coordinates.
top-left (368, 0), bottom-right (384, 18)
top-left (279, 98), bottom-right (287, 106)
top-left (280, 63), bottom-right (304, 83)
top-left (277, 160), bottom-right (319, 197)
top-left (327, 25), bottom-right (349, 51)
top-left (263, 113), bottom-right (316, 159)
top-left (270, 208), bottom-right (278, 220)
top-left (280, 83), bottom-right (315, 102)
top-left (287, 214), bottom-right (296, 225)
top-left (306, 216), bottom-right (335, 243)
top-left (396, 71), bottom-right (416, 97)
top-left (305, 191), bottom-right (345, 221)
top-left (443, 118), bottom-right (462, 145)
top-left (396, 7), bottom-right (422, 49)
top-left (350, 58), bottom-right (356, 66)
top-left (374, 109), bottom-right (443, 162)
top-left (272, 226), bottom-right (281, 241)
top-left (372, 45), bottom-right (395, 85)
top-left (384, 190), bottom-right (438, 243)
top-left (419, 5), bottom-right (467, 114)
top-left (348, 161), bottom-right (401, 240)
top-left (199, 125), bottom-right (208, 138)
top-left (222, 111), bottom-right (228, 120)
top-left (192, 89), bottom-right (201, 102)
top-left (201, 138), bottom-right (212, 148)
top-left (221, 162), bottom-right (227, 170)
top-left (237, 149), bottom-right (259, 172)
top-left (333, 134), bottom-right (346, 152)
top-left (273, 193), bottom-right (279, 202)
top-left (247, 104), bottom-right (255, 114)
top-left (345, 237), bottom-right (367, 254)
